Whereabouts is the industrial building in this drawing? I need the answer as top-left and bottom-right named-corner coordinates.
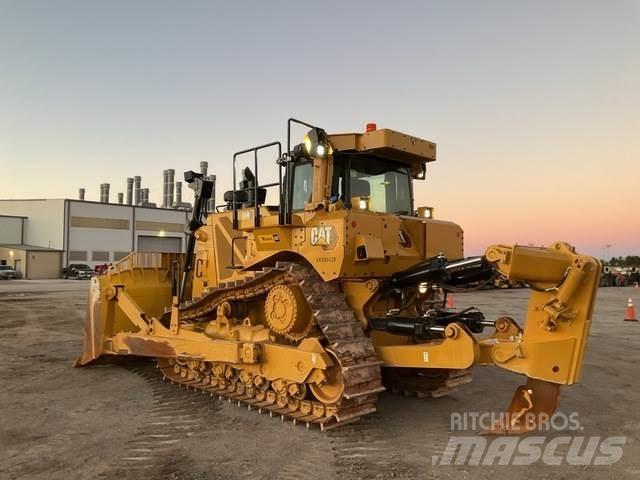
top-left (0, 162), bottom-right (216, 279)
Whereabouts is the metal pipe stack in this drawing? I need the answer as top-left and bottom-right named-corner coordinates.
top-left (134, 176), bottom-right (141, 205)
top-left (162, 170), bottom-right (168, 208)
top-left (200, 161), bottom-right (208, 177)
top-left (99, 183), bottom-right (110, 203)
top-left (175, 181), bottom-right (183, 205)
top-left (167, 169), bottom-right (175, 209)
top-left (78, 188), bottom-right (85, 201)
top-left (117, 192), bottom-right (124, 204)
top-left (126, 178), bottom-right (134, 205)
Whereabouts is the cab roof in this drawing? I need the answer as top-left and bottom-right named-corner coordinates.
top-left (327, 128), bottom-right (436, 165)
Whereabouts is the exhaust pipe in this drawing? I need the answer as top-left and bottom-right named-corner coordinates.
top-left (167, 169), bottom-right (175, 209)
top-left (126, 178), bottom-right (133, 205)
top-left (162, 170), bottom-right (168, 208)
top-left (134, 176), bottom-right (141, 205)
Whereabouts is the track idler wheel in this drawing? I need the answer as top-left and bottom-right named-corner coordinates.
top-left (309, 349), bottom-right (345, 405)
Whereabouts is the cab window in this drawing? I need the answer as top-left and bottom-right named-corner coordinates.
top-left (331, 155), bottom-right (412, 214)
top-left (291, 161), bottom-right (313, 211)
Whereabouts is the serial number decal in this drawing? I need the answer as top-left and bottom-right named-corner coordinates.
top-left (316, 256), bottom-right (337, 263)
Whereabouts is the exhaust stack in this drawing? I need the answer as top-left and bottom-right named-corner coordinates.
top-left (126, 178), bottom-right (133, 205)
top-left (117, 192), bottom-right (124, 204)
top-left (175, 181), bottom-right (182, 204)
top-left (162, 170), bottom-right (168, 208)
top-left (79, 188), bottom-right (85, 201)
top-left (173, 181), bottom-right (192, 209)
top-left (100, 183), bottom-right (110, 203)
top-left (134, 176), bottom-right (141, 205)
top-left (167, 169), bottom-right (175, 209)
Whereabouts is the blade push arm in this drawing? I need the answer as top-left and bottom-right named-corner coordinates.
top-left (482, 242), bottom-right (601, 385)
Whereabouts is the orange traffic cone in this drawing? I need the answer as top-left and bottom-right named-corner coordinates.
top-left (625, 298), bottom-right (638, 322)
top-left (447, 293), bottom-right (455, 309)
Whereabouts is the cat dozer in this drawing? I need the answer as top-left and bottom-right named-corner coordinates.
top-left (76, 119), bottom-right (600, 432)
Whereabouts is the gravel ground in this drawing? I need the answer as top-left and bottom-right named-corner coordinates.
top-left (1, 280), bottom-right (638, 479)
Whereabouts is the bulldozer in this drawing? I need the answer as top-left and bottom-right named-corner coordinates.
top-left (76, 119), bottom-right (600, 432)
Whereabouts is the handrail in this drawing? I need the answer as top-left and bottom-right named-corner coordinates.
top-left (232, 141), bottom-right (282, 230)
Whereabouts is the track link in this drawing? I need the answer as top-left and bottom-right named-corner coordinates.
top-left (158, 262), bottom-right (384, 430)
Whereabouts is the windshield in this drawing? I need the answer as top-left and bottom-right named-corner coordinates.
top-left (332, 155), bottom-right (412, 214)
top-left (73, 264), bottom-right (92, 270)
top-left (0, 266), bottom-right (12, 271)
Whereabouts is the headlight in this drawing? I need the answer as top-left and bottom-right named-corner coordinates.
top-left (417, 206), bottom-right (434, 219)
top-left (354, 197), bottom-right (370, 211)
top-left (303, 134), bottom-right (312, 153)
top-left (302, 128), bottom-right (332, 157)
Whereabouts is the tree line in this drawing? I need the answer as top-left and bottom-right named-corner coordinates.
top-left (603, 256), bottom-right (640, 267)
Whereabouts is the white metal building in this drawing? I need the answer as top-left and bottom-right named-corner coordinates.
top-left (0, 199), bottom-right (189, 270)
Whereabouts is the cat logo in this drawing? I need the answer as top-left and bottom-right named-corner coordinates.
top-left (310, 225), bottom-right (334, 247)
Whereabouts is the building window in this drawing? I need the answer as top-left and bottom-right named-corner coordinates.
top-left (113, 251), bottom-right (130, 261)
top-left (69, 251), bottom-right (88, 261)
top-left (92, 251), bottom-right (110, 262)
top-left (71, 216), bottom-right (130, 230)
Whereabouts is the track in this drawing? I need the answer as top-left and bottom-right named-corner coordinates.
top-left (158, 262), bottom-right (385, 430)
top-left (108, 361), bottom-right (425, 479)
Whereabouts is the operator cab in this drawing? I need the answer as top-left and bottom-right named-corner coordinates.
top-left (289, 153), bottom-right (413, 214)
top-left (225, 119), bottom-right (436, 229)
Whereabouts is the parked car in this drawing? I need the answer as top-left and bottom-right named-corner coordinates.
top-left (0, 265), bottom-right (18, 280)
top-left (62, 264), bottom-right (95, 280)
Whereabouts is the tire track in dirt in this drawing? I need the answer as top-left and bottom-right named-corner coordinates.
top-left (100, 361), bottom-right (222, 479)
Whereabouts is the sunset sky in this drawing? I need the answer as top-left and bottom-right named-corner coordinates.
top-left (1, 1), bottom-right (638, 257)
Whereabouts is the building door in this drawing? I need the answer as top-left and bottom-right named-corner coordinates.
top-left (14, 259), bottom-right (22, 275)
top-left (137, 235), bottom-right (182, 253)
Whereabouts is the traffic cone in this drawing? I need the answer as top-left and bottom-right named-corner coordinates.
top-left (447, 293), bottom-right (455, 309)
top-left (625, 298), bottom-right (638, 322)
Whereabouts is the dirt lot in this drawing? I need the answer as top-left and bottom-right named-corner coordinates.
top-left (1, 280), bottom-right (639, 479)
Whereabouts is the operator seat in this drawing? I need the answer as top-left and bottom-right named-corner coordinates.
top-left (224, 167), bottom-right (267, 210)
top-left (351, 178), bottom-right (371, 198)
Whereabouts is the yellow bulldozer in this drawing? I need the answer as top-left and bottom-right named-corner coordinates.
top-left (76, 119), bottom-right (600, 432)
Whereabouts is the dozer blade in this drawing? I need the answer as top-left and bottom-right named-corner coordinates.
top-left (484, 377), bottom-right (560, 435)
top-left (74, 252), bottom-right (180, 367)
top-left (75, 277), bottom-right (106, 367)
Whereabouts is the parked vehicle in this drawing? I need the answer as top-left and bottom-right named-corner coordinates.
top-left (0, 265), bottom-right (18, 280)
top-left (62, 264), bottom-right (95, 280)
